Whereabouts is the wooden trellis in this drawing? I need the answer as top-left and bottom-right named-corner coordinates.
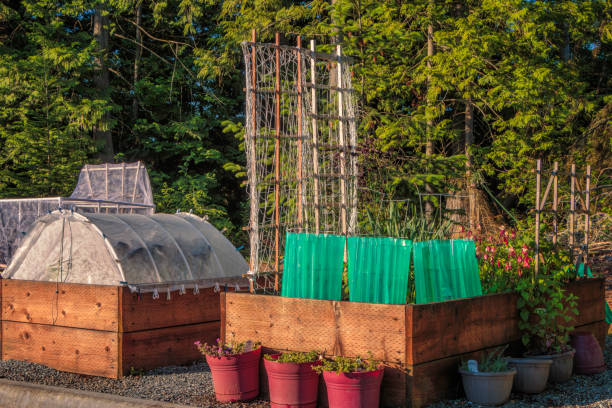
top-left (534, 159), bottom-right (592, 276)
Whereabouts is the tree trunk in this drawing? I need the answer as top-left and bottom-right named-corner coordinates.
top-left (465, 97), bottom-right (476, 229)
top-left (425, 0), bottom-right (434, 219)
top-left (132, 1), bottom-right (143, 124)
top-left (93, 6), bottom-right (114, 162)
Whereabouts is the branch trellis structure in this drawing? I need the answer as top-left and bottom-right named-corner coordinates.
top-left (243, 33), bottom-right (358, 292)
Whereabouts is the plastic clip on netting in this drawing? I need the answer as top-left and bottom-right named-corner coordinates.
top-left (281, 233), bottom-right (345, 301)
top-left (412, 239), bottom-right (482, 304)
top-left (347, 236), bottom-right (412, 304)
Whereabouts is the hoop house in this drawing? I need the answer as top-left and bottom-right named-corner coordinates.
top-left (0, 211), bottom-right (248, 378)
top-left (4, 211), bottom-right (248, 292)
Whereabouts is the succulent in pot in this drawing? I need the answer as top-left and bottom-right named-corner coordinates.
top-left (264, 350), bottom-right (322, 408)
top-left (195, 338), bottom-right (261, 402)
top-left (313, 353), bottom-right (383, 408)
top-left (459, 346), bottom-right (516, 406)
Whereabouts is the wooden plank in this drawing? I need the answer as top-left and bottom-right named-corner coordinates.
top-left (122, 321), bottom-right (219, 375)
top-left (120, 287), bottom-right (219, 332)
top-left (2, 280), bottom-right (119, 331)
top-left (566, 278), bottom-right (605, 327)
top-left (407, 279), bottom-right (604, 365)
top-left (225, 293), bottom-right (405, 364)
top-left (220, 291), bottom-right (226, 343)
top-left (2, 321), bottom-right (119, 378)
top-left (407, 292), bottom-right (519, 365)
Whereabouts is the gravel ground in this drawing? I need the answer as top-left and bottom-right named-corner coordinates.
top-left (0, 359), bottom-right (268, 407)
top-left (0, 335), bottom-right (609, 407)
top-left (428, 334), bottom-right (612, 408)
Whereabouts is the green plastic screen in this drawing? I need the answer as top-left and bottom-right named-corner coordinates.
top-left (280, 232), bottom-right (345, 300)
top-left (347, 237), bottom-right (412, 304)
top-left (412, 239), bottom-right (482, 304)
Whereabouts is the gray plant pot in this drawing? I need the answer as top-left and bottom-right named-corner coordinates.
top-left (532, 349), bottom-right (575, 383)
top-left (459, 368), bottom-right (517, 406)
top-left (507, 358), bottom-right (552, 394)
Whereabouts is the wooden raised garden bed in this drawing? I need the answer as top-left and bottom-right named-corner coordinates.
top-left (1, 279), bottom-right (222, 378)
top-left (222, 278), bottom-right (606, 408)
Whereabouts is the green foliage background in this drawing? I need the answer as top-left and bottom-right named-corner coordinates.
top-left (0, 0), bottom-right (610, 246)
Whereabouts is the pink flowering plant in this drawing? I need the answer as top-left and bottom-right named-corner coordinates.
top-left (194, 338), bottom-right (261, 358)
top-left (468, 225), bottom-right (534, 293)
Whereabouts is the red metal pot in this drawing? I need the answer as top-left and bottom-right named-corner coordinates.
top-left (264, 354), bottom-right (321, 408)
top-left (570, 332), bottom-right (605, 374)
top-left (322, 368), bottom-right (384, 408)
top-left (205, 348), bottom-right (261, 402)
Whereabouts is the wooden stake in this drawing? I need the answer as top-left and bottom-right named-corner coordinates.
top-left (535, 159), bottom-right (541, 279)
top-left (337, 44), bottom-right (347, 237)
top-left (569, 163), bottom-right (575, 263)
top-left (296, 36), bottom-right (303, 232)
top-left (274, 32), bottom-right (281, 292)
top-left (584, 164), bottom-right (591, 265)
top-left (552, 161), bottom-right (558, 245)
top-left (248, 29), bottom-right (258, 293)
top-left (310, 40), bottom-right (320, 234)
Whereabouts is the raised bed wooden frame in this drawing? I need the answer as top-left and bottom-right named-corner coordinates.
top-left (222, 278), bottom-right (607, 408)
top-left (0, 279), bottom-right (222, 378)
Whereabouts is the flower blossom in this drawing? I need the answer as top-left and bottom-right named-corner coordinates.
top-left (522, 244), bottom-right (528, 255)
top-left (505, 262), bottom-right (512, 271)
top-left (508, 245), bottom-right (516, 257)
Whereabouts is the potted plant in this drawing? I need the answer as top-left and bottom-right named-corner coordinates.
top-left (510, 271), bottom-right (578, 391)
top-left (459, 346), bottom-right (516, 406)
top-left (264, 350), bottom-right (322, 408)
top-left (195, 338), bottom-right (261, 402)
top-left (314, 353), bottom-right (383, 408)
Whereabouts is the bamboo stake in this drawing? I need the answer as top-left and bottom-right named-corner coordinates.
top-left (337, 44), bottom-right (347, 237)
top-left (584, 164), bottom-right (591, 265)
top-left (105, 163), bottom-right (109, 213)
top-left (535, 159), bottom-right (541, 279)
top-left (310, 40), bottom-right (320, 234)
top-left (274, 32), bottom-right (281, 292)
top-left (552, 161), bottom-right (558, 245)
top-left (248, 29), bottom-right (258, 293)
top-left (130, 161), bottom-right (141, 214)
top-left (539, 172), bottom-right (554, 211)
top-left (569, 163), bottom-right (575, 263)
top-left (296, 36), bottom-right (303, 232)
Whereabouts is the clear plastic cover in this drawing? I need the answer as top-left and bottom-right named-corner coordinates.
top-left (3, 211), bottom-right (249, 291)
top-left (0, 162), bottom-right (155, 266)
top-left (69, 162), bottom-right (154, 205)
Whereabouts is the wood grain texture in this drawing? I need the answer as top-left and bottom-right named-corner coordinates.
top-left (220, 291), bottom-right (226, 343)
top-left (2, 321), bottom-right (119, 378)
top-left (120, 286), bottom-right (220, 332)
top-left (566, 278), bottom-right (605, 327)
top-left (121, 321), bottom-right (219, 374)
top-left (407, 292), bottom-right (518, 365)
top-left (225, 293), bottom-right (406, 364)
top-left (2, 280), bottom-right (119, 331)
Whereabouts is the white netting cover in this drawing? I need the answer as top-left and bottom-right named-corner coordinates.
top-left (0, 161), bottom-right (155, 266)
top-left (70, 161), bottom-right (154, 205)
top-left (3, 211), bottom-right (249, 292)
